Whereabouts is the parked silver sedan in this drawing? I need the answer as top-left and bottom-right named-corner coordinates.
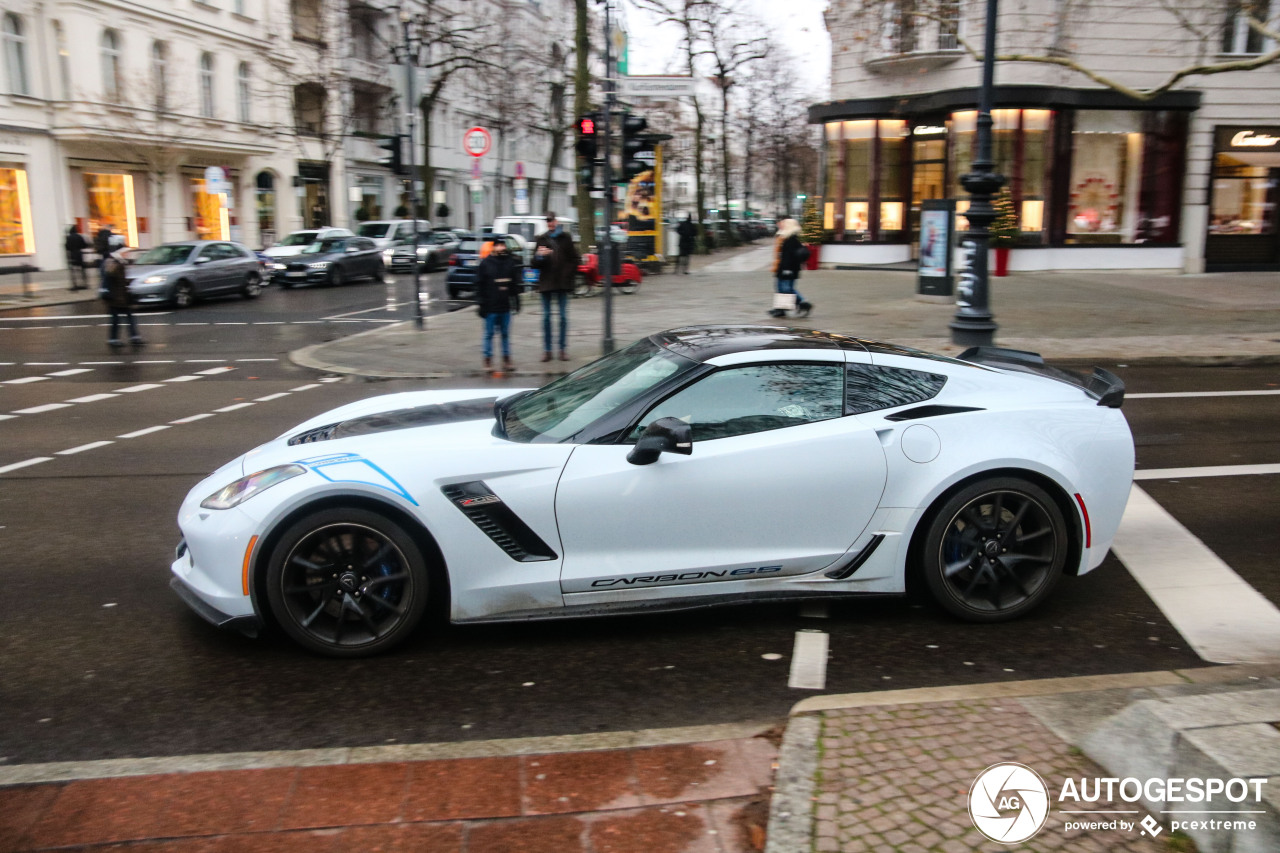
top-left (126, 241), bottom-right (264, 308)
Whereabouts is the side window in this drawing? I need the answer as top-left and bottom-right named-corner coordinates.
top-left (396, 223), bottom-right (415, 239)
top-left (633, 363), bottom-right (844, 443)
top-left (197, 244), bottom-right (220, 262)
top-left (845, 364), bottom-right (947, 414)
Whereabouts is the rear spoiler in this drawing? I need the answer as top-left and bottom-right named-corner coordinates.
top-left (958, 346), bottom-right (1125, 408)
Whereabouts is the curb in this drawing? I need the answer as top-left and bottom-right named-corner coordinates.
top-left (0, 719), bottom-right (776, 787)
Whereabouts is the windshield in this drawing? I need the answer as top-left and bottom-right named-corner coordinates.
top-left (136, 245), bottom-right (195, 265)
top-left (503, 338), bottom-right (695, 442)
top-left (357, 223), bottom-right (392, 238)
top-left (278, 231), bottom-right (318, 247)
top-left (302, 239), bottom-right (343, 254)
top-left (458, 239), bottom-right (482, 253)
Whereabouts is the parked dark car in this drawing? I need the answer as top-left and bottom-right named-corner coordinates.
top-left (445, 234), bottom-right (529, 301)
top-left (384, 230), bottom-right (461, 273)
top-left (276, 236), bottom-right (385, 287)
top-left (126, 240), bottom-right (264, 308)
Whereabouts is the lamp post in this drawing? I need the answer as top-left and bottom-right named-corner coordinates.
top-left (400, 6), bottom-right (424, 330)
top-left (600, 0), bottom-right (616, 355)
top-left (950, 0), bottom-right (1002, 347)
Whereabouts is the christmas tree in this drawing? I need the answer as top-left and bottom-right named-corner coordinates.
top-left (990, 186), bottom-right (1018, 247)
top-left (801, 197), bottom-right (823, 244)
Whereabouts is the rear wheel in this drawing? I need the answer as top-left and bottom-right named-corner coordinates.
top-left (242, 273), bottom-right (262, 299)
top-left (265, 507), bottom-right (430, 657)
top-left (922, 477), bottom-right (1068, 622)
top-left (172, 281), bottom-right (195, 308)
top-left (618, 279), bottom-right (639, 295)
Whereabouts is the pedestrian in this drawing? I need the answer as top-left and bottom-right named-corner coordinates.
top-left (532, 211), bottom-right (579, 362)
top-left (475, 237), bottom-right (521, 373)
top-left (770, 218), bottom-right (812, 319)
top-left (65, 224), bottom-right (89, 290)
top-left (675, 214), bottom-right (696, 274)
top-left (93, 224), bottom-right (113, 290)
top-left (102, 235), bottom-right (143, 350)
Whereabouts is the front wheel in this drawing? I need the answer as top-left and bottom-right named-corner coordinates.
top-left (372, 261), bottom-right (386, 283)
top-left (265, 507), bottom-right (430, 657)
top-left (618, 280), bottom-right (639, 295)
top-left (172, 281), bottom-right (195, 308)
top-left (329, 266), bottom-right (346, 287)
top-left (921, 477), bottom-right (1068, 622)
top-left (242, 273), bottom-right (263, 299)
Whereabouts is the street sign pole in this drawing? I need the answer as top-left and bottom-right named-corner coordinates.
top-left (601, 0), bottom-right (616, 355)
top-left (401, 10), bottom-right (423, 331)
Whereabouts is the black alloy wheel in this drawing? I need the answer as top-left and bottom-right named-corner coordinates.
top-left (242, 273), bottom-right (263, 299)
top-left (265, 508), bottom-right (430, 657)
top-left (922, 477), bottom-right (1068, 622)
top-left (172, 281), bottom-right (195, 308)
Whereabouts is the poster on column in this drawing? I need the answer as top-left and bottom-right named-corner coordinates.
top-left (917, 199), bottom-right (954, 297)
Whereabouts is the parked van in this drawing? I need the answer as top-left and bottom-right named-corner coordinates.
top-left (355, 219), bottom-right (431, 249)
top-left (491, 215), bottom-right (579, 245)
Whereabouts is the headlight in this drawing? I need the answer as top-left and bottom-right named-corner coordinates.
top-left (382, 249), bottom-right (394, 262)
top-left (307, 261), bottom-right (331, 269)
top-left (272, 263), bottom-right (287, 271)
top-left (142, 274), bottom-right (168, 284)
top-left (200, 464), bottom-right (306, 509)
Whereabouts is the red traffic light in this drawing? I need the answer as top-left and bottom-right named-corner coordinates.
top-left (579, 117), bottom-right (596, 136)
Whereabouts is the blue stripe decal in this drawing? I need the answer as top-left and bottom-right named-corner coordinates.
top-left (295, 452), bottom-right (419, 506)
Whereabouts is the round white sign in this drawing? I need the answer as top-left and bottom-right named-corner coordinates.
top-left (463, 126), bottom-right (491, 158)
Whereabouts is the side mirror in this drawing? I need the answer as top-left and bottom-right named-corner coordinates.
top-left (346, 246), bottom-right (360, 253)
top-left (626, 417), bottom-right (693, 466)
top-left (193, 256), bottom-right (210, 264)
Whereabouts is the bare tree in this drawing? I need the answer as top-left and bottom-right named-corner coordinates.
top-left (471, 14), bottom-right (540, 218)
top-left (530, 40), bottom-right (575, 215)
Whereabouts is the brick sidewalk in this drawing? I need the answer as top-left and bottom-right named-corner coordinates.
top-left (0, 737), bottom-right (777, 852)
top-left (812, 698), bottom-right (1169, 852)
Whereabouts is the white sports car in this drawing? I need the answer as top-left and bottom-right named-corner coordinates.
top-left (171, 326), bottom-right (1133, 657)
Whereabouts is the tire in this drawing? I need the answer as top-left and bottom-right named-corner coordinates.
top-left (265, 507), bottom-right (431, 657)
top-left (618, 279), bottom-right (639, 295)
top-left (372, 261), bottom-right (386, 283)
top-left (242, 273), bottom-right (263, 299)
top-left (329, 266), bottom-right (345, 287)
top-left (921, 477), bottom-right (1068, 623)
top-left (573, 276), bottom-right (591, 297)
top-left (172, 281), bottom-right (195, 308)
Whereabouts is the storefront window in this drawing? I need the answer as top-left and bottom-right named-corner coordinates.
top-left (85, 172), bottom-right (138, 246)
top-left (256, 171), bottom-right (276, 246)
top-left (879, 120), bottom-right (908, 236)
top-left (354, 176), bottom-right (383, 222)
top-left (1067, 111), bottom-right (1144, 243)
top-left (947, 109), bottom-right (1050, 240)
top-left (1211, 156), bottom-right (1275, 234)
top-left (0, 167), bottom-right (33, 254)
top-left (192, 178), bottom-right (229, 240)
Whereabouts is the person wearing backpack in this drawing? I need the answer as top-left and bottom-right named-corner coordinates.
top-left (102, 235), bottom-right (143, 350)
top-left (770, 218), bottom-right (812, 318)
top-left (475, 237), bottom-right (521, 373)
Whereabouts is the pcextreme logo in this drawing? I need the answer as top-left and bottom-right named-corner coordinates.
top-left (968, 762), bottom-right (1270, 844)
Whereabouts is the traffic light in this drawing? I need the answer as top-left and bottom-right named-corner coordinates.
top-left (575, 113), bottom-right (601, 161)
top-left (621, 113), bottom-right (654, 181)
top-left (377, 134), bottom-right (405, 175)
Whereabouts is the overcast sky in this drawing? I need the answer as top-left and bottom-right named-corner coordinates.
top-left (620, 0), bottom-right (833, 101)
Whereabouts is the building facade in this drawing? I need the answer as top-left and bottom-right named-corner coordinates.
top-left (0, 0), bottom-right (576, 271)
top-left (811, 0), bottom-right (1280, 272)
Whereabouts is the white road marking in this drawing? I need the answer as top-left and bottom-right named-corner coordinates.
top-left (176, 322), bottom-right (209, 326)
top-left (214, 402), bottom-right (254, 412)
top-left (47, 368), bottom-right (93, 376)
top-left (12, 403), bottom-right (72, 415)
top-left (183, 359), bottom-right (224, 363)
top-left (236, 358), bottom-right (278, 362)
top-left (80, 361), bottom-right (121, 365)
top-left (196, 366), bottom-right (236, 375)
top-left (290, 384), bottom-right (322, 391)
top-left (115, 384), bottom-right (164, 393)
top-left (26, 362), bottom-right (68, 366)
top-left (0, 414), bottom-right (16, 421)
top-left (1135, 463), bottom-right (1280, 480)
top-left (66, 394), bottom-right (118, 403)
top-left (252, 321), bottom-right (283, 325)
top-left (254, 393), bottom-right (291, 402)
top-left (319, 377), bottom-right (342, 383)
top-left (788, 630), bottom-right (829, 690)
top-left (132, 359), bottom-right (175, 364)
top-left (0, 457), bottom-right (53, 474)
top-left (1112, 484), bottom-right (1280, 664)
top-left (116, 425), bottom-right (171, 439)
top-left (170, 413), bottom-right (214, 423)
top-left (56, 441), bottom-right (114, 456)
top-left (214, 322), bottom-right (248, 326)
top-left (164, 375), bottom-right (203, 383)
top-left (1128, 390), bottom-right (1280, 399)
top-left (3, 376), bottom-right (49, 384)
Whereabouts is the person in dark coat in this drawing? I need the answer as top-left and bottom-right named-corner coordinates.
top-left (93, 225), bottom-right (114, 289)
top-left (102, 235), bottom-right (143, 349)
top-left (675, 214), bottom-right (696, 274)
top-left (475, 238), bottom-right (521, 372)
top-left (65, 224), bottom-right (89, 290)
top-left (532, 211), bottom-right (579, 362)
top-left (770, 218), bottom-right (812, 319)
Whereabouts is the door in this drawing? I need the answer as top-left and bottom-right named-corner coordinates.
top-left (555, 361), bottom-right (889, 594)
top-left (192, 243), bottom-right (231, 294)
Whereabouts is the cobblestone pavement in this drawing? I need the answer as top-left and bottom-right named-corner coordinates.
top-left (812, 698), bottom-right (1171, 853)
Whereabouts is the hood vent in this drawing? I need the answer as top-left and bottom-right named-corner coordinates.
top-left (288, 397), bottom-right (498, 446)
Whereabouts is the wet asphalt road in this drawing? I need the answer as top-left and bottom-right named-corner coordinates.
top-left (0, 287), bottom-right (1275, 765)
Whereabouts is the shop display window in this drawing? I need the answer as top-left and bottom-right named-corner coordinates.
top-left (1210, 156), bottom-right (1275, 235)
top-left (948, 109), bottom-right (1050, 241)
top-left (1067, 111), bottom-right (1144, 243)
top-left (192, 178), bottom-right (229, 240)
top-left (0, 167), bottom-right (33, 254)
top-left (256, 171), bottom-right (276, 246)
top-left (85, 172), bottom-right (139, 246)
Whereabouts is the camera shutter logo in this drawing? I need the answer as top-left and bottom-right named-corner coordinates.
top-left (969, 762), bottom-right (1051, 843)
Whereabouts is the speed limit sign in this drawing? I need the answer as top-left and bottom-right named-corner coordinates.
top-left (462, 126), bottom-right (491, 158)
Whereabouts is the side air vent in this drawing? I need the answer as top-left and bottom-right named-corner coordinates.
top-left (884, 405), bottom-right (983, 422)
top-left (441, 481), bottom-right (557, 562)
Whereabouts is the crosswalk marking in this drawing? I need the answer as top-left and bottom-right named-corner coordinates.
top-left (116, 425), bottom-right (170, 439)
top-left (170, 413), bottom-right (214, 423)
top-left (56, 441), bottom-right (114, 456)
top-left (788, 631), bottom-right (829, 690)
top-left (1113, 485), bottom-right (1280, 664)
top-left (213, 402), bottom-right (254, 412)
top-left (12, 403), bottom-right (72, 414)
top-left (65, 394), bottom-right (118, 403)
top-left (0, 457), bottom-right (52, 474)
top-left (1128, 389), bottom-right (1280, 399)
top-left (48, 369), bottom-right (92, 376)
top-left (3, 376), bottom-right (48, 384)
top-left (1135, 463), bottom-right (1280, 480)
top-left (115, 384), bottom-right (164, 393)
